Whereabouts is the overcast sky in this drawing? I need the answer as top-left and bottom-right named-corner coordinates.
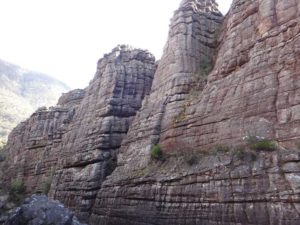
top-left (0, 0), bottom-right (232, 88)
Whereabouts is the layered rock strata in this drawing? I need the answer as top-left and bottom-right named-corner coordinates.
top-left (3, 46), bottom-right (156, 222)
top-left (49, 46), bottom-right (156, 222)
top-left (90, 0), bottom-right (300, 224)
top-left (3, 0), bottom-right (300, 224)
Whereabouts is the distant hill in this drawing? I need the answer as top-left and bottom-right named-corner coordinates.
top-left (0, 59), bottom-right (70, 143)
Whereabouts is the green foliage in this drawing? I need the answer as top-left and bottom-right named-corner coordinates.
top-left (249, 139), bottom-right (276, 151)
top-left (245, 136), bottom-right (276, 151)
top-left (9, 179), bottom-right (26, 203)
top-left (150, 144), bottom-right (163, 160)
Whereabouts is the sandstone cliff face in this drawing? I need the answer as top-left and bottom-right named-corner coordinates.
top-left (3, 0), bottom-right (300, 225)
top-left (90, 0), bottom-right (300, 224)
top-left (2, 46), bottom-right (156, 222)
top-left (3, 89), bottom-right (85, 191)
top-left (49, 46), bottom-right (156, 222)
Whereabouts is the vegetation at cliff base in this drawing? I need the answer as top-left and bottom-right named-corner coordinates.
top-left (9, 179), bottom-right (26, 203)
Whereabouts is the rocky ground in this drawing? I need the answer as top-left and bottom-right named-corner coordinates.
top-left (4, 195), bottom-right (86, 225)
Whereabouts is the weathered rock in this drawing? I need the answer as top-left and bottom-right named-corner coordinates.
top-left (3, 92), bottom-right (84, 193)
top-left (3, 0), bottom-right (300, 224)
top-left (3, 45), bottom-right (157, 222)
top-left (90, 0), bottom-right (300, 224)
top-left (4, 195), bottom-right (85, 225)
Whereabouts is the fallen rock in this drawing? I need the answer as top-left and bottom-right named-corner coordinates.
top-left (4, 195), bottom-right (86, 225)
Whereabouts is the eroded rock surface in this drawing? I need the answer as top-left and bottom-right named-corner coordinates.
top-left (3, 0), bottom-right (300, 225)
top-left (90, 0), bottom-right (300, 224)
top-left (49, 46), bottom-right (156, 222)
top-left (3, 46), bottom-right (156, 222)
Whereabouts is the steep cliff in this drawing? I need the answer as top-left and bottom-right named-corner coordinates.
top-left (0, 59), bottom-right (69, 144)
top-left (90, 0), bottom-right (300, 224)
top-left (3, 0), bottom-right (300, 225)
top-left (1, 45), bottom-right (156, 223)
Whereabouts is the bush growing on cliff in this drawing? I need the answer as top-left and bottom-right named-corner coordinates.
top-left (150, 144), bottom-right (163, 160)
top-left (244, 136), bottom-right (276, 151)
top-left (9, 179), bottom-right (26, 203)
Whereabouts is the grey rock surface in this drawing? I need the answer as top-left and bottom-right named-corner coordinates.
top-left (4, 195), bottom-right (85, 225)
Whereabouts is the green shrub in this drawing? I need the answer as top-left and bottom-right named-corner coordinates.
top-left (244, 135), bottom-right (276, 152)
top-left (249, 139), bottom-right (276, 151)
top-left (150, 144), bottom-right (163, 160)
top-left (9, 179), bottom-right (26, 203)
